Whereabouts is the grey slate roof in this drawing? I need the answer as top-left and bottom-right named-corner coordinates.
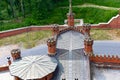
top-left (53, 49), bottom-right (90, 80)
top-left (1, 40), bottom-right (120, 66)
top-left (92, 65), bottom-right (120, 80)
top-left (57, 30), bottom-right (85, 50)
top-left (9, 55), bottom-right (57, 80)
top-left (54, 31), bottom-right (90, 80)
top-left (93, 41), bottom-right (120, 56)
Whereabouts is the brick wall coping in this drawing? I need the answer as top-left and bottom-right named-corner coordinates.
top-left (92, 14), bottom-right (119, 26)
top-left (0, 25), bottom-right (66, 33)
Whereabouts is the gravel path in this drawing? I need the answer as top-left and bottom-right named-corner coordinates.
top-left (62, 3), bottom-right (120, 10)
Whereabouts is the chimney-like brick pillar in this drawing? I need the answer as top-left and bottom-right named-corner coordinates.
top-left (52, 24), bottom-right (59, 36)
top-left (7, 57), bottom-right (11, 65)
top-left (67, 13), bottom-right (74, 27)
top-left (84, 37), bottom-right (93, 56)
top-left (11, 49), bottom-right (21, 61)
top-left (83, 23), bottom-right (91, 36)
top-left (47, 38), bottom-right (56, 56)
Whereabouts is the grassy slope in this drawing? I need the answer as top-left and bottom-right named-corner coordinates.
top-left (91, 29), bottom-right (120, 40)
top-left (0, 30), bottom-right (52, 48)
top-left (0, 29), bottom-right (120, 48)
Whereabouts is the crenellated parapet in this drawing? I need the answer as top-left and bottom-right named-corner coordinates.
top-left (47, 38), bottom-right (56, 56)
top-left (90, 54), bottom-right (120, 64)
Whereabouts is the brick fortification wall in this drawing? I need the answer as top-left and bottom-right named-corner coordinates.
top-left (91, 14), bottom-right (120, 29)
top-left (0, 26), bottom-right (52, 38)
top-left (90, 54), bottom-right (120, 64)
top-left (0, 25), bottom-right (66, 39)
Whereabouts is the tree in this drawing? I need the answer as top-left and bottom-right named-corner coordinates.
top-left (20, 0), bottom-right (25, 18)
top-left (6, 0), bottom-right (16, 18)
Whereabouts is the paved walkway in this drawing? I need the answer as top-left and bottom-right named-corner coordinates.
top-left (62, 3), bottom-right (120, 10)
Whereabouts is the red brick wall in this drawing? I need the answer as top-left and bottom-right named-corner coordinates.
top-left (0, 66), bottom-right (9, 71)
top-left (91, 14), bottom-right (120, 29)
top-left (0, 26), bottom-right (52, 39)
top-left (90, 55), bottom-right (120, 64)
top-left (0, 26), bottom-right (66, 39)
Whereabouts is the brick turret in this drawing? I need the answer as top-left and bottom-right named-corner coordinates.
top-left (47, 38), bottom-right (56, 56)
top-left (84, 37), bottom-right (93, 56)
top-left (83, 23), bottom-right (91, 36)
top-left (67, 0), bottom-right (74, 27)
top-left (52, 24), bottom-right (59, 36)
top-left (11, 49), bottom-right (21, 61)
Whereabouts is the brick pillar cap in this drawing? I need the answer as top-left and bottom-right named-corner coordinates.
top-left (47, 38), bottom-right (56, 46)
top-left (83, 23), bottom-right (91, 29)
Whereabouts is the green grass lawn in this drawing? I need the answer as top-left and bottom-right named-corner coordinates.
top-left (0, 30), bottom-right (52, 48)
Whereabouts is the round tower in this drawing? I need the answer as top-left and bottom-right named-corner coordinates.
top-left (52, 24), bottom-right (59, 36)
top-left (83, 23), bottom-right (91, 36)
top-left (84, 37), bottom-right (93, 56)
top-left (47, 38), bottom-right (56, 56)
top-left (11, 49), bottom-right (21, 61)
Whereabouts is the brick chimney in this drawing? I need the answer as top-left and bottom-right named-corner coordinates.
top-left (83, 23), bottom-right (91, 36)
top-left (7, 57), bottom-right (11, 65)
top-left (11, 49), bottom-right (21, 61)
top-left (52, 24), bottom-right (59, 36)
top-left (84, 37), bottom-right (93, 56)
top-left (47, 38), bottom-right (56, 56)
top-left (67, 0), bottom-right (74, 27)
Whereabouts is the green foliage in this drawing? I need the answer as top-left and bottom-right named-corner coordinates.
top-left (0, 0), bottom-right (119, 31)
top-left (73, 7), bottom-right (118, 24)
